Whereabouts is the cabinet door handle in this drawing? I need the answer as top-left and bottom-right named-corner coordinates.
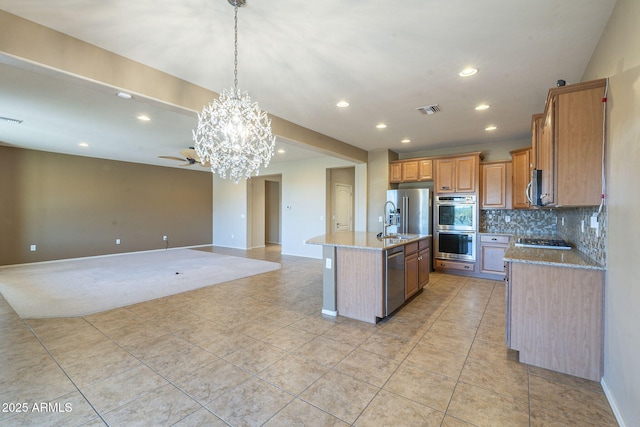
top-left (464, 265), bottom-right (471, 269)
top-left (491, 238), bottom-right (497, 241)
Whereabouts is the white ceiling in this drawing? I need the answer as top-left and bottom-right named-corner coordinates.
top-left (0, 0), bottom-right (616, 171)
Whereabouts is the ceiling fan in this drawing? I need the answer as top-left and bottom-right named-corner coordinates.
top-left (159, 148), bottom-right (210, 167)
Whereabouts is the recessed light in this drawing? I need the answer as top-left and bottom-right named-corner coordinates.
top-left (78, 142), bottom-right (89, 147)
top-left (401, 138), bottom-right (411, 144)
top-left (336, 100), bottom-right (350, 108)
top-left (459, 67), bottom-right (478, 77)
top-left (475, 104), bottom-right (490, 111)
top-left (376, 123), bottom-right (387, 129)
top-left (277, 149), bottom-right (285, 154)
top-left (116, 91), bottom-right (133, 100)
top-left (485, 125), bottom-right (497, 131)
top-left (137, 115), bottom-right (151, 121)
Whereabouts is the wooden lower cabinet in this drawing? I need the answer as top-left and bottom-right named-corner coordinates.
top-left (418, 246), bottom-right (430, 289)
top-left (478, 234), bottom-right (510, 278)
top-left (404, 239), bottom-right (431, 300)
top-left (405, 252), bottom-right (419, 298)
top-left (405, 239), bottom-right (430, 299)
top-left (506, 262), bottom-right (604, 381)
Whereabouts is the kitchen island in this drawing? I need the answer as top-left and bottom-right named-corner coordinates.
top-left (504, 242), bottom-right (605, 381)
top-left (306, 232), bottom-right (431, 324)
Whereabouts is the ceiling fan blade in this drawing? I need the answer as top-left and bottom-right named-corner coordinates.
top-left (180, 148), bottom-right (201, 162)
top-left (159, 156), bottom-right (186, 162)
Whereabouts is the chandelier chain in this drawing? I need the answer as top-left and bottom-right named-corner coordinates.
top-left (233, 3), bottom-right (239, 91)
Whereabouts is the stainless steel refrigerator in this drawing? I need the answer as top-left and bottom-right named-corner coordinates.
top-left (386, 188), bottom-right (433, 270)
top-left (386, 188), bottom-right (433, 235)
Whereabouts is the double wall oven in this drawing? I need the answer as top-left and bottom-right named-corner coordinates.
top-left (434, 195), bottom-right (477, 262)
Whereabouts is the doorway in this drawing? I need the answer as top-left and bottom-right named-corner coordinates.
top-left (327, 167), bottom-right (355, 233)
top-left (334, 183), bottom-right (352, 232)
top-left (265, 180), bottom-right (281, 244)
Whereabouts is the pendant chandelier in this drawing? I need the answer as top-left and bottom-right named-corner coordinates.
top-left (193, 0), bottom-right (275, 184)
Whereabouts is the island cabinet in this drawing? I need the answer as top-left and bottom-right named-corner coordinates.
top-left (506, 262), bottom-right (604, 381)
top-left (533, 78), bottom-right (607, 207)
top-left (307, 233), bottom-right (432, 324)
top-left (480, 161), bottom-right (512, 209)
top-left (405, 239), bottom-right (430, 299)
top-left (510, 147), bottom-right (532, 209)
top-left (435, 153), bottom-right (480, 194)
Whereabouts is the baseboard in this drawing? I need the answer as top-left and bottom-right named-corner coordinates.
top-left (601, 378), bottom-right (627, 427)
top-left (321, 309), bottom-right (337, 317)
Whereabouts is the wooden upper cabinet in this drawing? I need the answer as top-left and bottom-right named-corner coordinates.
top-left (389, 158), bottom-right (433, 183)
top-left (389, 162), bottom-right (402, 183)
top-left (418, 159), bottom-right (433, 180)
top-left (481, 161), bottom-right (511, 209)
top-left (402, 160), bottom-right (419, 181)
top-left (511, 147), bottom-right (532, 209)
top-left (435, 159), bottom-right (455, 192)
top-left (435, 154), bottom-right (479, 193)
top-left (554, 81), bottom-right (606, 206)
top-left (533, 78), bottom-right (606, 207)
top-left (455, 156), bottom-right (477, 192)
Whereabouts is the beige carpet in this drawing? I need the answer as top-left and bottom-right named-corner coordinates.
top-left (0, 249), bottom-right (280, 319)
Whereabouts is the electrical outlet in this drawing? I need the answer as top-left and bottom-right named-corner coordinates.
top-left (116, 238), bottom-right (121, 245)
top-left (581, 220), bottom-right (585, 233)
top-left (163, 235), bottom-right (167, 241)
top-left (379, 216), bottom-right (383, 223)
top-left (590, 214), bottom-right (598, 229)
top-left (504, 215), bottom-right (511, 223)
top-left (30, 244), bottom-right (36, 252)
top-left (562, 217), bottom-right (565, 226)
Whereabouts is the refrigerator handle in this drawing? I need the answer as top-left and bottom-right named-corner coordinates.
top-left (403, 196), bottom-right (409, 234)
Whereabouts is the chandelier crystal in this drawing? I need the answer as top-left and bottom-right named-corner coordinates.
top-left (193, 0), bottom-right (275, 184)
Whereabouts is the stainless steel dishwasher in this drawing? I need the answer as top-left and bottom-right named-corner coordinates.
top-left (385, 245), bottom-right (405, 316)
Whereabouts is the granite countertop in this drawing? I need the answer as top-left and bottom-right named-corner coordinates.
top-left (504, 242), bottom-right (605, 270)
top-left (306, 231), bottom-right (430, 251)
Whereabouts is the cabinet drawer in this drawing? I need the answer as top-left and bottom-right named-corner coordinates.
top-left (418, 238), bottom-right (429, 251)
top-left (404, 242), bottom-right (418, 255)
top-left (435, 259), bottom-right (475, 272)
top-left (480, 234), bottom-right (510, 244)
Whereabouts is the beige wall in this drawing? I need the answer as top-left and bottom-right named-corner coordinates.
top-left (582, 0), bottom-right (640, 424)
top-left (0, 146), bottom-right (212, 265)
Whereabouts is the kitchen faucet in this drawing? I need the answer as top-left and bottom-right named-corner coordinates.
top-left (383, 200), bottom-right (397, 237)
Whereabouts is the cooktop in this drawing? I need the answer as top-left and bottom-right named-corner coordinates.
top-left (515, 237), bottom-right (572, 250)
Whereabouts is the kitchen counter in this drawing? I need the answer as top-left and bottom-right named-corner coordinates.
top-left (504, 241), bottom-right (604, 270)
top-left (306, 231), bottom-right (429, 251)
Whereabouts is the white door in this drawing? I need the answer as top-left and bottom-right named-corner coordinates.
top-left (334, 183), bottom-right (352, 232)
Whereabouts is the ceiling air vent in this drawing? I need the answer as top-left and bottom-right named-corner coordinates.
top-left (416, 104), bottom-right (441, 115)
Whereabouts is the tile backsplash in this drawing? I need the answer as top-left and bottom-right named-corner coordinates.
top-left (480, 209), bottom-right (557, 236)
top-left (555, 206), bottom-right (607, 266)
top-left (480, 206), bottom-right (607, 266)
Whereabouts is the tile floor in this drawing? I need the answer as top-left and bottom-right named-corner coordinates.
top-left (0, 245), bottom-right (618, 426)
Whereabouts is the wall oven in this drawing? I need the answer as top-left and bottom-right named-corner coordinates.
top-left (435, 231), bottom-right (476, 261)
top-left (435, 195), bottom-right (476, 231)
